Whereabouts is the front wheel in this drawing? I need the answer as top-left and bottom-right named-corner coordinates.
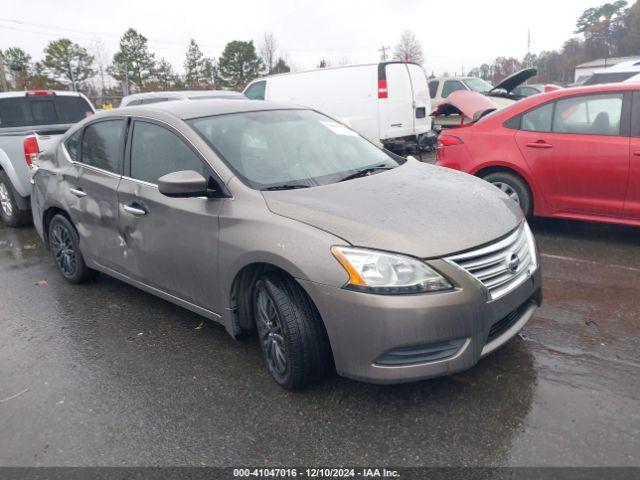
top-left (482, 171), bottom-right (533, 217)
top-left (48, 214), bottom-right (98, 283)
top-left (253, 272), bottom-right (332, 390)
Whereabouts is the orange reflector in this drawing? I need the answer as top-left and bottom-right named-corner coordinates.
top-left (331, 247), bottom-right (366, 286)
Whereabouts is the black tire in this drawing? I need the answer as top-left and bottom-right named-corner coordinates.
top-left (482, 171), bottom-right (533, 217)
top-left (253, 272), bottom-right (332, 390)
top-left (0, 171), bottom-right (31, 227)
top-left (48, 214), bottom-right (98, 283)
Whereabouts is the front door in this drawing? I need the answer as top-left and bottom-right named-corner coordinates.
top-left (116, 119), bottom-right (223, 312)
top-left (64, 118), bottom-right (126, 270)
top-left (625, 91), bottom-right (640, 219)
top-left (515, 92), bottom-right (630, 217)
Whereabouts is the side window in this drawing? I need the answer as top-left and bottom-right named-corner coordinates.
top-left (428, 81), bottom-right (438, 99)
top-left (130, 121), bottom-right (207, 184)
top-left (80, 120), bottom-right (125, 173)
top-left (64, 129), bottom-right (82, 161)
top-left (521, 102), bottom-right (554, 132)
top-left (552, 93), bottom-right (623, 136)
top-left (245, 81), bottom-right (266, 100)
top-left (442, 80), bottom-right (466, 98)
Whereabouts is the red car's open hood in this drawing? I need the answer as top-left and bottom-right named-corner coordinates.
top-left (431, 90), bottom-right (499, 122)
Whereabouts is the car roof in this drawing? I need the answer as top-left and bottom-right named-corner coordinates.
top-left (0, 90), bottom-right (87, 99)
top-left (99, 99), bottom-right (305, 121)
top-left (122, 90), bottom-right (242, 101)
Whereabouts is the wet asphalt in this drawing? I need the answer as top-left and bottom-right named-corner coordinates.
top-left (1, 210), bottom-right (639, 466)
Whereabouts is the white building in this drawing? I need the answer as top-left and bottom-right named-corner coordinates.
top-left (574, 56), bottom-right (640, 83)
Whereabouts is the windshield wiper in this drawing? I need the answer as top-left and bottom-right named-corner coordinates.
top-left (262, 184), bottom-right (311, 191)
top-left (339, 165), bottom-right (394, 182)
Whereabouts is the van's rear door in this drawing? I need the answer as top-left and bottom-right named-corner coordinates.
top-left (406, 64), bottom-right (431, 135)
top-left (380, 63), bottom-right (415, 141)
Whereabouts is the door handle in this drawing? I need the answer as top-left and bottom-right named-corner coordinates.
top-left (633, 150), bottom-right (640, 157)
top-left (69, 187), bottom-right (87, 198)
top-left (525, 141), bottom-right (553, 149)
top-left (123, 204), bottom-right (147, 216)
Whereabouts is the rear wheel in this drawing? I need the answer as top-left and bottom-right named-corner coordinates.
top-left (48, 214), bottom-right (98, 283)
top-left (0, 171), bottom-right (31, 227)
top-left (482, 171), bottom-right (533, 217)
top-left (253, 272), bottom-right (331, 390)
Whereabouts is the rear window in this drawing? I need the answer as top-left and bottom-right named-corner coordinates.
top-left (582, 72), bottom-right (638, 85)
top-left (0, 95), bottom-right (93, 128)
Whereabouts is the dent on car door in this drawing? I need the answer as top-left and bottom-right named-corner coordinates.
top-left (117, 119), bottom-right (223, 312)
top-left (64, 118), bottom-right (125, 269)
top-left (625, 91), bottom-right (640, 219)
top-left (514, 93), bottom-right (630, 216)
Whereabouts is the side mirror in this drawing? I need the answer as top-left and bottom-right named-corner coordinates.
top-left (158, 170), bottom-right (210, 198)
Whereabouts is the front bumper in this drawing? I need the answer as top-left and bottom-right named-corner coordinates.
top-left (299, 259), bottom-right (541, 384)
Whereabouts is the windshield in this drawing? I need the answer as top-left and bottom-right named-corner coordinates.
top-left (463, 77), bottom-right (493, 94)
top-left (0, 95), bottom-right (93, 128)
top-left (189, 109), bottom-right (402, 190)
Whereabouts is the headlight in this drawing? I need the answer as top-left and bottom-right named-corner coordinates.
top-left (524, 221), bottom-right (538, 271)
top-left (331, 246), bottom-right (453, 294)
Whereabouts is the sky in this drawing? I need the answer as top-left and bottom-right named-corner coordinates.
top-left (1, 0), bottom-right (603, 78)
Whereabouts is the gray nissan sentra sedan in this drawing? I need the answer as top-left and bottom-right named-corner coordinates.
top-left (31, 99), bottom-right (542, 389)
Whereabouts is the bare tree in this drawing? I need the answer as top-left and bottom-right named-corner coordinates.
top-left (259, 32), bottom-right (278, 74)
top-left (393, 30), bottom-right (424, 64)
top-left (91, 38), bottom-right (111, 95)
top-left (337, 56), bottom-right (351, 66)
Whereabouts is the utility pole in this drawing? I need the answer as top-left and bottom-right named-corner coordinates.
top-left (0, 50), bottom-right (8, 92)
top-left (378, 45), bottom-right (390, 62)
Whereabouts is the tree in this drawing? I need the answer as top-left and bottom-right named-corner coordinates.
top-left (202, 57), bottom-right (217, 86)
top-left (91, 39), bottom-right (111, 95)
top-left (618, 0), bottom-right (640, 55)
top-left (272, 57), bottom-right (291, 74)
top-left (153, 58), bottom-right (176, 90)
top-left (393, 30), bottom-right (424, 64)
top-left (42, 39), bottom-right (94, 91)
top-left (184, 39), bottom-right (206, 88)
top-left (110, 28), bottom-right (156, 93)
top-left (259, 32), bottom-right (278, 74)
top-left (3, 47), bottom-right (31, 88)
top-left (217, 40), bottom-right (263, 90)
top-left (317, 58), bottom-right (329, 69)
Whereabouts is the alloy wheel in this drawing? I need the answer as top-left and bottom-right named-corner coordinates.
top-left (255, 286), bottom-right (288, 377)
top-left (492, 181), bottom-right (521, 205)
top-left (0, 181), bottom-right (13, 218)
top-left (50, 224), bottom-right (77, 277)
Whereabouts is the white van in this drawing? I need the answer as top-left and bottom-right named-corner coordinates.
top-left (243, 62), bottom-right (434, 154)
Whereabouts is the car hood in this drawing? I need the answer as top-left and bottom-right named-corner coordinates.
top-left (263, 160), bottom-right (523, 259)
top-left (488, 68), bottom-right (537, 95)
top-left (431, 90), bottom-right (499, 122)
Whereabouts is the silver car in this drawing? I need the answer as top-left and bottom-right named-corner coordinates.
top-left (31, 100), bottom-right (542, 389)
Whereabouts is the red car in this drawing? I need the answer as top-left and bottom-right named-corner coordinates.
top-left (435, 83), bottom-right (640, 227)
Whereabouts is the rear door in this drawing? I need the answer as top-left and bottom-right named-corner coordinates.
top-left (515, 92), bottom-right (630, 216)
top-left (116, 119), bottom-right (223, 312)
top-left (380, 63), bottom-right (414, 140)
top-left (64, 118), bottom-right (126, 270)
top-left (407, 64), bottom-right (431, 134)
top-left (626, 91), bottom-right (640, 219)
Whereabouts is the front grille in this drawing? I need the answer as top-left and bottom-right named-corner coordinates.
top-left (487, 302), bottom-right (528, 342)
top-left (446, 223), bottom-right (536, 301)
top-left (375, 338), bottom-right (466, 366)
